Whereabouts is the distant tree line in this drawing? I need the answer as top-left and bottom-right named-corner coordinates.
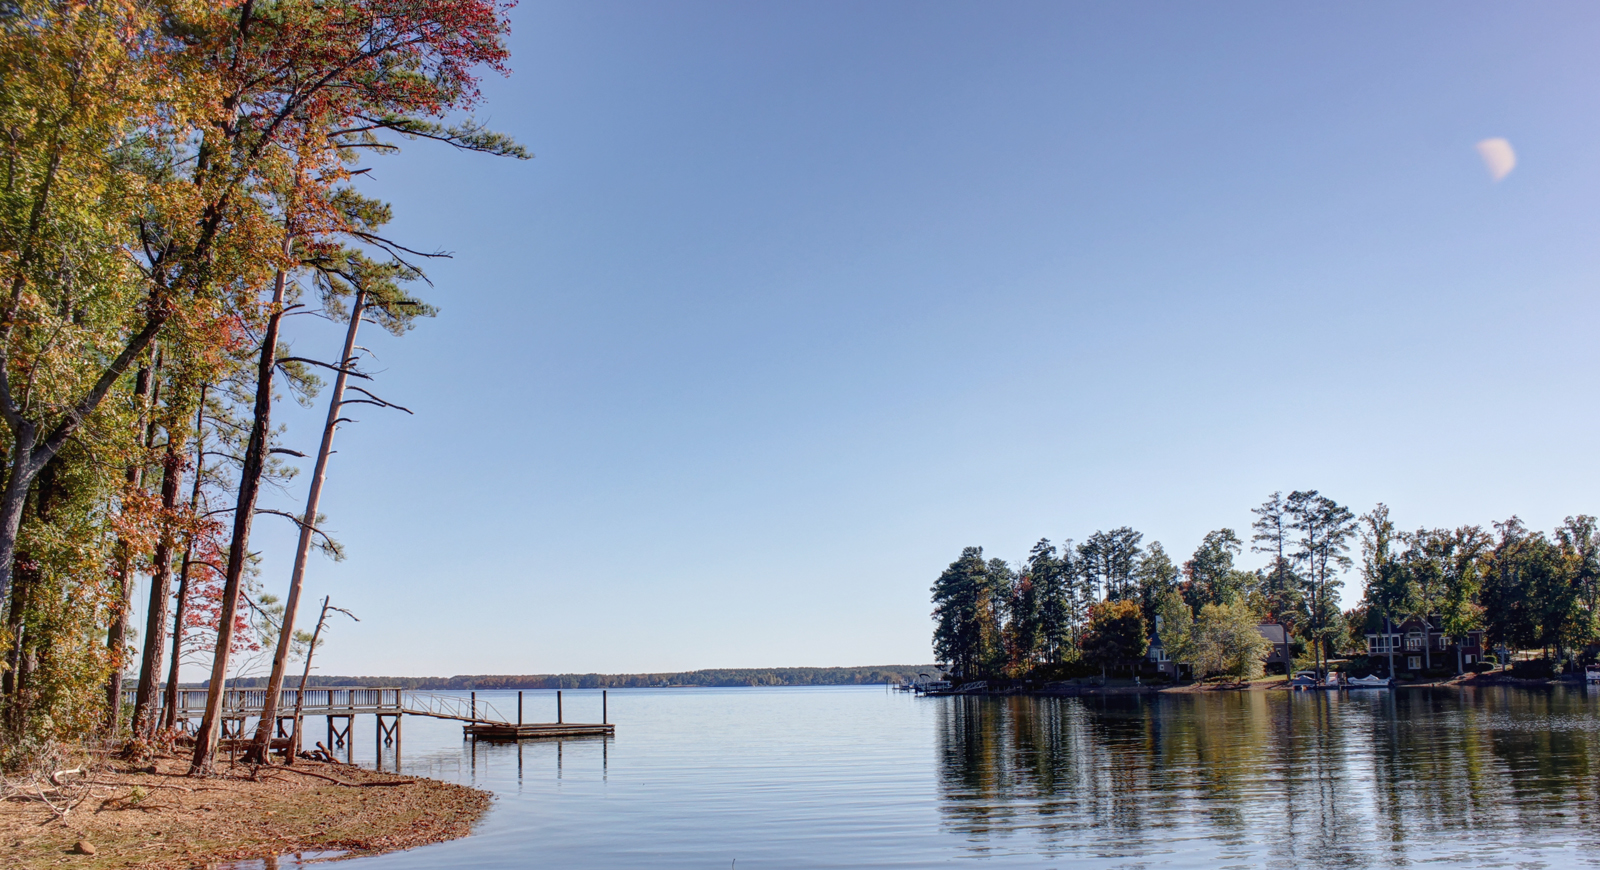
top-left (221, 665), bottom-right (944, 690)
top-left (932, 490), bottom-right (1600, 681)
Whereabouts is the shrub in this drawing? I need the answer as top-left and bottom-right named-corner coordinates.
top-left (1028, 661), bottom-right (1100, 682)
top-left (1511, 659), bottom-right (1555, 679)
top-left (1469, 662), bottom-right (1494, 674)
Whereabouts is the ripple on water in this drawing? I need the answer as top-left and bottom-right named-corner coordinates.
top-left (240, 685), bottom-right (1600, 869)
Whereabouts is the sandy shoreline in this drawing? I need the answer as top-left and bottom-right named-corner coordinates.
top-left (2, 754), bottom-right (491, 869)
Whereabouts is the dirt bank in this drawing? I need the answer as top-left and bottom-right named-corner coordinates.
top-left (2, 754), bottom-right (491, 869)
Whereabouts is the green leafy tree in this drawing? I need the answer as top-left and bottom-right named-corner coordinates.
top-left (1529, 533), bottom-right (1583, 665)
top-left (1080, 599), bottom-right (1147, 678)
top-left (1401, 529), bottom-right (1451, 671)
top-left (1155, 590), bottom-right (1194, 666)
top-left (1439, 525), bottom-right (1490, 674)
top-left (1192, 600), bottom-right (1272, 681)
top-left (1555, 516), bottom-right (1600, 653)
top-left (1481, 518), bottom-right (1541, 654)
top-left (1359, 504), bottom-right (1406, 676)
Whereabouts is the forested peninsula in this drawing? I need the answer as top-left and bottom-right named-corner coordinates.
top-left (933, 490), bottom-right (1600, 686)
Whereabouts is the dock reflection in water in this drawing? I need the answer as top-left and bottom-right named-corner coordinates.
top-left (306, 686), bottom-right (1600, 869)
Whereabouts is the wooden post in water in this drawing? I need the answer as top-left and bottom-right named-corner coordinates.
top-left (557, 690), bottom-right (563, 724)
top-left (518, 691), bottom-right (523, 725)
top-left (603, 690), bottom-right (607, 724)
top-left (470, 691), bottom-right (476, 722)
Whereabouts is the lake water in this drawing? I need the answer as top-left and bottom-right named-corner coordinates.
top-left (237, 685), bottom-right (1600, 869)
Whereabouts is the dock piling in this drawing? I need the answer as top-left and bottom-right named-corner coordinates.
top-left (518, 691), bottom-right (523, 725)
top-left (603, 690), bottom-right (607, 724)
top-left (557, 690), bottom-right (563, 724)
top-left (470, 691), bottom-right (476, 722)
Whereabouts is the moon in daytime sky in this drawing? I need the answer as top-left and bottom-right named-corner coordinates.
top-left (1476, 137), bottom-right (1516, 181)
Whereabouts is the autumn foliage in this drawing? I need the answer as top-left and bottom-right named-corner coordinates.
top-left (0, 0), bottom-right (520, 763)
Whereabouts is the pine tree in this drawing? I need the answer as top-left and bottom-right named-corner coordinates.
top-left (1184, 529), bottom-right (1243, 611)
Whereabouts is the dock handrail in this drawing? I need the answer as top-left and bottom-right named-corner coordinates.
top-left (398, 691), bottom-right (510, 724)
top-left (120, 686), bottom-right (515, 725)
top-left (122, 687), bottom-right (404, 716)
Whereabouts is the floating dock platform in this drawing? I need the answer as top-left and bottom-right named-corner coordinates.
top-left (464, 721), bottom-right (614, 740)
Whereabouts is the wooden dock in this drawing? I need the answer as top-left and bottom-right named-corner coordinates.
top-left (464, 722), bottom-right (615, 739)
top-left (461, 689), bottom-right (614, 741)
top-left (123, 687), bottom-right (618, 753)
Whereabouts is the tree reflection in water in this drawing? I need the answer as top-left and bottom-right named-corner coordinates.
top-left (936, 687), bottom-right (1600, 867)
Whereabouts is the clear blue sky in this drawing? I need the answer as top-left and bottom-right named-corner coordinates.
top-left (239, 1), bottom-right (1600, 676)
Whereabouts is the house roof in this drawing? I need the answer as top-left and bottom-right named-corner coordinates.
top-left (1256, 623), bottom-right (1288, 644)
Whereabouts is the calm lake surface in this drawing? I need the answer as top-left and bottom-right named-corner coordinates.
top-left (244, 685), bottom-right (1600, 869)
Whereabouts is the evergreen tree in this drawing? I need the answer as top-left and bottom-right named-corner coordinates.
top-left (1286, 490), bottom-right (1356, 674)
top-left (1013, 540), bottom-right (1058, 668)
top-left (1251, 492), bottom-right (1303, 626)
top-left (1359, 504), bottom-right (1406, 675)
top-left (1134, 542), bottom-right (1179, 625)
top-left (1184, 529), bottom-right (1243, 611)
top-left (1078, 527), bottom-right (1143, 601)
top-left (930, 547), bottom-right (1005, 680)
top-left (1481, 518), bottom-right (1539, 653)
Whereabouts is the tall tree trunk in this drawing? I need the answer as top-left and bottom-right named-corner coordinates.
top-left (287, 595), bottom-right (333, 764)
top-left (1423, 616), bottom-right (1433, 672)
top-left (190, 269), bottom-right (287, 775)
top-left (106, 356), bottom-right (156, 731)
top-left (1385, 614), bottom-right (1396, 677)
top-left (2, 460), bottom-right (60, 734)
top-left (247, 290), bottom-right (366, 763)
top-left (132, 431), bottom-right (185, 735)
top-left (163, 391), bottom-right (207, 731)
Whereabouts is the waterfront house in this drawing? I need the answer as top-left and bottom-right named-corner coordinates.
top-left (1256, 623), bottom-right (1293, 675)
top-left (1145, 619), bottom-right (1291, 680)
top-left (1366, 615), bottom-right (1485, 673)
top-left (1146, 616), bottom-right (1192, 680)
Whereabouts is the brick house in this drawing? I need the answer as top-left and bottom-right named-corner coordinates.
top-left (1366, 615), bottom-right (1485, 673)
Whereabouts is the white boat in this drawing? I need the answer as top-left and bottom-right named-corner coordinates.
top-left (1347, 674), bottom-right (1392, 688)
top-left (1585, 668), bottom-right (1600, 684)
